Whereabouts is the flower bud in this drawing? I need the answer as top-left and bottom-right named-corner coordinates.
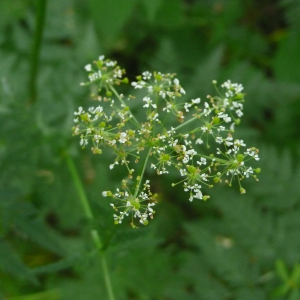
top-left (130, 199), bottom-right (140, 210)
top-left (80, 113), bottom-right (90, 122)
top-left (93, 148), bottom-right (102, 154)
top-left (213, 177), bottom-right (220, 183)
top-left (154, 73), bottom-right (162, 81)
top-left (235, 93), bottom-right (244, 100)
top-left (236, 154), bottom-right (244, 162)
top-left (203, 195), bottom-right (210, 201)
top-left (122, 77), bottom-right (129, 84)
top-left (212, 117), bottom-right (220, 124)
top-left (187, 165), bottom-right (197, 174)
top-left (142, 220), bottom-right (149, 225)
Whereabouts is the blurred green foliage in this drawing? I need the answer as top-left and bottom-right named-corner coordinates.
top-left (1, 0), bottom-right (300, 299)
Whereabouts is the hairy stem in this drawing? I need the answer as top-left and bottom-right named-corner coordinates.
top-left (65, 153), bottom-right (115, 300)
top-left (29, 0), bottom-right (47, 104)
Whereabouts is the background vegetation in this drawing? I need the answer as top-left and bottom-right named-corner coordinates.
top-left (1, 0), bottom-right (300, 299)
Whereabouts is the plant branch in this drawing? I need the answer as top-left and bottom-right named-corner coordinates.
top-left (134, 147), bottom-right (152, 198)
top-left (174, 115), bottom-right (198, 131)
top-left (109, 84), bottom-right (141, 127)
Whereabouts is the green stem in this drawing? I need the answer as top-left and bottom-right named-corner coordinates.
top-left (174, 115), bottom-right (198, 131)
top-left (65, 153), bottom-right (115, 300)
top-left (109, 85), bottom-right (141, 127)
top-left (134, 147), bottom-right (152, 198)
top-left (29, 0), bottom-right (47, 104)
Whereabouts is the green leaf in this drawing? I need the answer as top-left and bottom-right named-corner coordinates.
top-left (0, 238), bottom-right (37, 284)
top-left (273, 32), bottom-right (300, 83)
top-left (155, 0), bottom-right (183, 28)
top-left (271, 283), bottom-right (290, 298)
top-left (141, 0), bottom-right (162, 23)
top-left (87, 0), bottom-right (137, 49)
top-left (291, 263), bottom-right (300, 282)
top-left (275, 259), bottom-right (289, 281)
top-left (289, 288), bottom-right (300, 300)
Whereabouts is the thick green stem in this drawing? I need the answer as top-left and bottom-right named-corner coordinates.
top-left (65, 153), bottom-right (115, 300)
top-left (29, 0), bottom-right (47, 104)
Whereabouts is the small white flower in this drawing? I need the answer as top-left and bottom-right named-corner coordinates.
top-left (236, 109), bottom-right (243, 117)
top-left (119, 132), bottom-right (127, 143)
top-left (109, 161), bottom-right (119, 170)
top-left (142, 71), bottom-right (152, 80)
top-left (74, 106), bottom-right (84, 115)
top-left (184, 103), bottom-right (192, 112)
top-left (230, 122), bottom-right (235, 131)
top-left (225, 136), bottom-right (233, 146)
top-left (84, 64), bottom-right (92, 71)
top-left (234, 139), bottom-right (246, 147)
top-left (215, 136), bottom-right (223, 144)
top-left (189, 189), bottom-right (202, 202)
top-left (159, 90), bottom-right (166, 98)
top-left (191, 98), bottom-right (201, 104)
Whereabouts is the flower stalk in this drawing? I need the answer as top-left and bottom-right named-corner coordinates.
top-left (65, 153), bottom-right (115, 300)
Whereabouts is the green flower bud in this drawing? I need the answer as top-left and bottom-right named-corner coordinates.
top-left (130, 199), bottom-right (140, 210)
top-left (240, 188), bottom-right (246, 194)
top-left (236, 154), bottom-right (244, 162)
top-left (203, 195), bottom-right (210, 201)
top-left (254, 168), bottom-right (261, 173)
top-left (142, 220), bottom-right (149, 226)
top-left (161, 154), bottom-right (170, 162)
top-left (154, 73), bottom-right (162, 81)
top-left (213, 177), bottom-right (220, 183)
top-left (235, 93), bottom-right (244, 100)
top-left (94, 148), bottom-right (102, 154)
top-left (187, 165), bottom-right (197, 174)
top-left (80, 113), bottom-right (90, 122)
top-left (212, 117), bottom-right (220, 124)
top-left (106, 90), bottom-right (112, 97)
top-left (96, 61), bottom-right (103, 68)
